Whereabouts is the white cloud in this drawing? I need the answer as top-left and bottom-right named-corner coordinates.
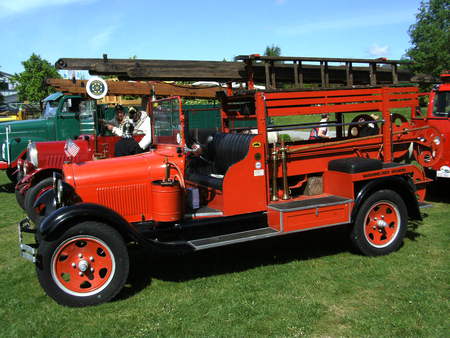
top-left (0, 0), bottom-right (93, 17)
top-left (88, 25), bottom-right (117, 50)
top-left (368, 44), bottom-right (390, 57)
top-left (275, 11), bottom-right (414, 36)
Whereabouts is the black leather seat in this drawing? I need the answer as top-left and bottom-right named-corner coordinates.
top-left (186, 133), bottom-right (254, 190)
top-left (328, 157), bottom-right (383, 173)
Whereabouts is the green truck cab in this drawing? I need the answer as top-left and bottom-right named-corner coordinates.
top-left (0, 92), bottom-right (100, 181)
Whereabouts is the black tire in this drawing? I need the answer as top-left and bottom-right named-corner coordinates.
top-left (6, 167), bottom-right (17, 183)
top-left (15, 188), bottom-right (26, 210)
top-left (36, 222), bottom-right (129, 307)
top-left (351, 189), bottom-right (408, 256)
top-left (24, 177), bottom-right (54, 224)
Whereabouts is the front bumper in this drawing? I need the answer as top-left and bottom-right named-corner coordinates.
top-left (18, 218), bottom-right (37, 263)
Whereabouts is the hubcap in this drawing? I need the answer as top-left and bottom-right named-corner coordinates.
top-left (51, 236), bottom-right (115, 297)
top-left (363, 201), bottom-right (400, 248)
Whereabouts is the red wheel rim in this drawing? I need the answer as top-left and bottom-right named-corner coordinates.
top-left (363, 201), bottom-right (400, 248)
top-left (51, 236), bottom-right (115, 296)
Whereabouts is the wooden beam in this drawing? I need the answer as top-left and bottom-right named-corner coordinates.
top-left (47, 79), bottom-right (224, 98)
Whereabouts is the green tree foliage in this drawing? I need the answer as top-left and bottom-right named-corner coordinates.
top-left (11, 54), bottom-right (61, 102)
top-left (406, 0), bottom-right (450, 77)
top-left (264, 45), bottom-right (282, 57)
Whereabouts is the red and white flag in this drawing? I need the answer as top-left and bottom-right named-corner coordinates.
top-left (64, 139), bottom-right (80, 158)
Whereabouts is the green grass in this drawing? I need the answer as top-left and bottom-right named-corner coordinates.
top-left (0, 171), bottom-right (449, 337)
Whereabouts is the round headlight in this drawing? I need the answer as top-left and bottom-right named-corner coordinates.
top-left (433, 136), bottom-right (441, 146)
top-left (27, 142), bottom-right (39, 168)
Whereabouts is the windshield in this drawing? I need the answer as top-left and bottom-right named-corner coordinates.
top-left (432, 92), bottom-right (450, 117)
top-left (152, 98), bottom-right (182, 145)
top-left (43, 100), bottom-right (59, 118)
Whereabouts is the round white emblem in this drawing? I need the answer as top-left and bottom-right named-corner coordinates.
top-left (86, 76), bottom-right (108, 99)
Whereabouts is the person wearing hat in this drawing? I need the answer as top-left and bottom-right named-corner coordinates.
top-left (114, 121), bottom-right (144, 157)
top-left (103, 105), bottom-right (127, 135)
top-left (127, 107), bottom-right (152, 151)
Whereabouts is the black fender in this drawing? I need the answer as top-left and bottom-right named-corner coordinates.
top-left (352, 175), bottom-right (421, 223)
top-left (38, 203), bottom-right (144, 244)
top-left (37, 201), bottom-right (194, 254)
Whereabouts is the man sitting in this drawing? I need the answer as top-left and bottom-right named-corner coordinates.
top-left (114, 121), bottom-right (144, 157)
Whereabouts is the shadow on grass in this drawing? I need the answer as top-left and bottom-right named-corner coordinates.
top-left (425, 179), bottom-right (450, 203)
top-left (0, 182), bottom-right (14, 193)
top-left (116, 225), bottom-right (352, 301)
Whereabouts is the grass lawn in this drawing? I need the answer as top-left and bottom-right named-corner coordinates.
top-left (0, 171), bottom-right (448, 337)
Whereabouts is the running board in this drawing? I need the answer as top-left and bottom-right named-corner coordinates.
top-left (419, 202), bottom-right (433, 209)
top-left (188, 227), bottom-right (279, 250)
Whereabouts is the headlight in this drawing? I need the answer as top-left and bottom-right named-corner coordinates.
top-left (27, 142), bottom-right (39, 167)
top-left (433, 136), bottom-right (441, 146)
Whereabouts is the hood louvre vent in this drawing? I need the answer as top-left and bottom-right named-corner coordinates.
top-left (97, 183), bottom-right (148, 216)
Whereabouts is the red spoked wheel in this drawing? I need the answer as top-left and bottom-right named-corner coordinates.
top-left (37, 222), bottom-right (129, 307)
top-left (363, 201), bottom-right (400, 248)
top-left (52, 236), bottom-right (115, 296)
top-left (351, 190), bottom-right (407, 256)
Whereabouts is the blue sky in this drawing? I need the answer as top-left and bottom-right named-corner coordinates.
top-left (0, 0), bottom-right (422, 75)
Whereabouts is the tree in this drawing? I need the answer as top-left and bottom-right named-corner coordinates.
top-left (11, 54), bottom-right (61, 103)
top-left (264, 45), bottom-right (282, 57)
top-left (405, 0), bottom-right (450, 77)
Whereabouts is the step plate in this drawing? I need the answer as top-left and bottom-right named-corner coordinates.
top-left (189, 227), bottom-right (278, 250)
top-left (269, 195), bottom-right (352, 212)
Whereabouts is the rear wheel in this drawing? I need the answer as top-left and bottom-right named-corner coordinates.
top-left (36, 222), bottom-right (129, 307)
top-left (351, 190), bottom-right (408, 256)
top-left (24, 177), bottom-right (54, 224)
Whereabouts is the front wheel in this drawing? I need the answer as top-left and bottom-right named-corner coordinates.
top-left (24, 177), bottom-right (54, 224)
top-left (36, 222), bottom-right (129, 307)
top-left (351, 190), bottom-right (408, 256)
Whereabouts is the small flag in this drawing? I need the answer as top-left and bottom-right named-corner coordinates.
top-left (64, 139), bottom-right (80, 158)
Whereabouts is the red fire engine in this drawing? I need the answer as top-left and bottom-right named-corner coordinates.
top-left (18, 55), bottom-right (437, 307)
top-left (410, 72), bottom-right (450, 178)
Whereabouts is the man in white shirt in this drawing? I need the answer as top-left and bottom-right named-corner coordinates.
top-left (108, 107), bottom-right (152, 151)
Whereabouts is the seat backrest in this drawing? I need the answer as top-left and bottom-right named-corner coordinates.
top-left (207, 133), bottom-right (254, 175)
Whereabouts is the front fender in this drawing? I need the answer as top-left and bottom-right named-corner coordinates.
top-left (352, 175), bottom-right (421, 222)
top-left (38, 203), bottom-right (144, 244)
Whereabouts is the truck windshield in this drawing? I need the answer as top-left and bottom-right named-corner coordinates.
top-left (433, 92), bottom-right (450, 117)
top-left (43, 101), bottom-right (59, 118)
top-left (152, 98), bottom-right (182, 145)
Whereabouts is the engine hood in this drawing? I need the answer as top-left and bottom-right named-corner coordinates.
top-left (33, 137), bottom-right (93, 169)
top-left (0, 118), bottom-right (49, 143)
top-left (63, 149), bottom-right (185, 194)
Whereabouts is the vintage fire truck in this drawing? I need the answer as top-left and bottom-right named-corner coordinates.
top-left (18, 55), bottom-right (437, 307)
top-left (14, 79), bottom-right (223, 224)
top-left (410, 72), bottom-right (450, 178)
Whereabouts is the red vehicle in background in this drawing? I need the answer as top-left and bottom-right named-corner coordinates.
top-left (410, 72), bottom-right (450, 178)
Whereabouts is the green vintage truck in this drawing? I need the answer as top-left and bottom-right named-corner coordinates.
top-left (0, 92), bottom-right (113, 181)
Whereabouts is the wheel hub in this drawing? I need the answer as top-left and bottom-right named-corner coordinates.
top-left (77, 259), bottom-right (89, 272)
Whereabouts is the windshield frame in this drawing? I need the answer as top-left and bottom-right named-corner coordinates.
top-left (151, 96), bottom-right (184, 146)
